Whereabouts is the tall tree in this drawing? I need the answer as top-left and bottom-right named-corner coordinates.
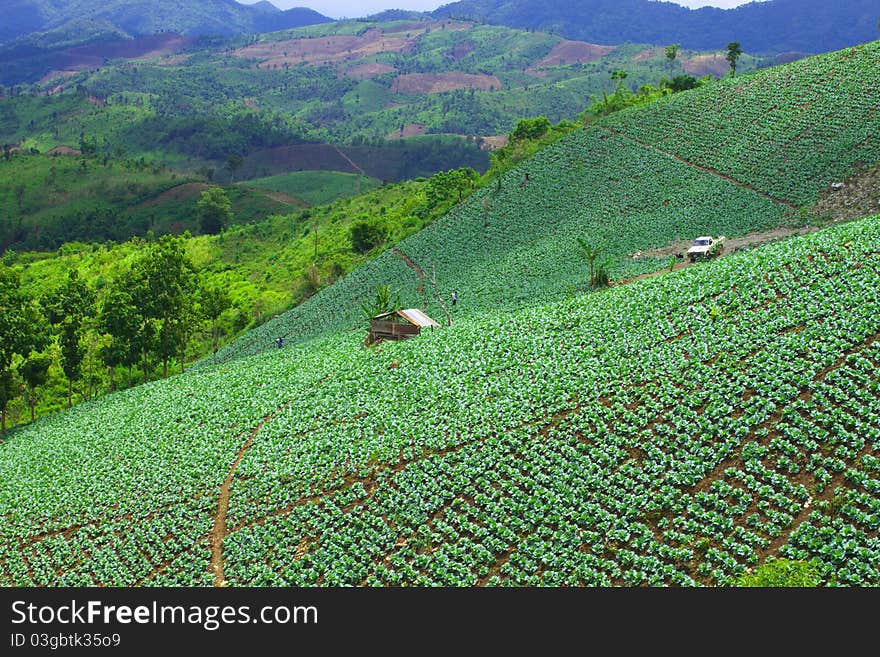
top-left (98, 284), bottom-right (141, 391)
top-left (0, 264), bottom-right (46, 433)
top-left (726, 42), bottom-right (743, 76)
top-left (665, 43), bottom-right (680, 67)
top-left (20, 353), bottom-right (52, 422)
top-left (197, 187), bottom-right (233, 235)
top-left (225, 154), bottom-right (244, 183)
top-left (44, 270), bottom-right (95, 408)
top-left (201, 284), bottom-right (232, 365)
top-left (129, 235), bottom-right (199, 378)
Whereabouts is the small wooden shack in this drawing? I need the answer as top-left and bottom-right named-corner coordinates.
top-left (368, 308), bottom-right (440, 345)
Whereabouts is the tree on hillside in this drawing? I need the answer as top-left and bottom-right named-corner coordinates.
top-left (664, 43), bottom-right (680, 67)
top-left (225, 154), bottom-right (244, 183)
top-left (98, 285), bottom-right (141, 390)
top-left (350, 220), bottom-right (388, 254)
top-left (201, 284), bottom-right (232, 366)
top-left (197, 187), bottom-right (233, 235)
top-left (129, 234), bottom-right (199, 378)
top-left (0, 265), bottom-right (47, 433)
top-left (44, 270), bottom-right (96, 408)
top-left (576, 237), bottom-right (612, 290)
top-left (425, 167), bottom-right (478, 207)
top-left (510, 116), bottom-right (551, 143)
top-left (20, 353), bottom-right (52, 423)
top-left (726, 42), bottom-right (743, 76)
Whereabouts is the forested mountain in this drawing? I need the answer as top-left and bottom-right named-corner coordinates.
top-left (1, 0), bottom-right (332, 47)
top-left (431, 0), bottom-right (880, 54)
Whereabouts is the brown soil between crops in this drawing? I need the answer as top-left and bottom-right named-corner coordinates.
top-left (810, 163), bottom-right (880, 222)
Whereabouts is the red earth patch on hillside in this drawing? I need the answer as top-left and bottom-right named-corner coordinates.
top-left (386, 123), bottom-right (428, 139)
top-left (532, 40), bottom-right (615, 68)
top-left (390, 72), bottom-right (502, 94)
top-left (444, 40), bottom-right (475, 61)
top-left (38, 34), bottom-right (194, 84)
top-left (682, 53), bottom-right (730, 77)
top-left (339, 62), bottom-right (397, 79)
top-left (236, 27), bottom-right (413, 69)
top-left (46, 146), bottom-right (82, 156)
top-left (478, 135), bottom-right (509, 151)
top-left (632, 47), bottom-right (662, 61)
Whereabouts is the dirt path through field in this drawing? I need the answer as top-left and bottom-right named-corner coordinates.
top-left (391, 247), bottom-right (426, 296)
top-left (332, 145), bottom-right (368, 176)
top-left (604, 128), bottom-right (796, 208)
top-left (613, 224), bottom-right (820, 287)
top-left (210, 406), bottom-right (287, 586)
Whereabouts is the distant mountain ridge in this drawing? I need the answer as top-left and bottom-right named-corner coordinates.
top-left (431, 0), bottom-right (879, 54)
top-left (1, 0), bottom-right (333, 47)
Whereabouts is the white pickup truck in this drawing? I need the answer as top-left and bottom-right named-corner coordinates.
top-left (686, 236), bottom-right (725, 263)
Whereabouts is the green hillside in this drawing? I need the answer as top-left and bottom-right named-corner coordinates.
top-left (1, 212), bottom-right (878, 586)
top-left (243, 171), bottom-right (382, 206)
top-left (1, 41), bottom-right (879, 588)
top-left (0, 152), bottom-right (303, 250)
top-left (205, 41), bottom-right (880, 366)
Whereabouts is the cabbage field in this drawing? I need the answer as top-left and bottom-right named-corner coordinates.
top-left (2, 41), bottom-right (879, 588)
top-left (200, 40), bottom-right (880, 368)
top-left (2, 213), bottom-right (879, 586)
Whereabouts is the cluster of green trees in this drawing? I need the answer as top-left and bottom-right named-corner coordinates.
top-left (0, 234), bottom-right (231, 434)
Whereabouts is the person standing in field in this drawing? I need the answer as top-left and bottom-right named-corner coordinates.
top-left (451, 290), bottom-right (459, 306)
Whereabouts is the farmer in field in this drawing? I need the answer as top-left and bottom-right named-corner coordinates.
top-left (451, 290), bottom-right (459, 306)
top-left (277, 336), bottom-right (284, 348)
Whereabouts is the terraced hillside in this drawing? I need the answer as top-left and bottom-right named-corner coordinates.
top-left (204, 41), bottom-right (880, 366)
top-left (1, 213), bottom-right (878, 586)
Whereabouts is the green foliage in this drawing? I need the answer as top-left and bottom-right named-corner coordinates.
top-left (243, 171), bottom-right (380, 206)
top-left (360, 283), bottom-right (400, 321)
top-left (576, 237), bottom-right (611, 289)
top-left (43, 269), bottom-right (96, 407)
top-left (726, 42), bottom-right (744, 76)
top-left (511, 117), bottom-right (551, 143)
top-left (350, 220), bottom-right (388, 254)
top-left (736, 558), bottom-right (823, 587)
top-left (201, 284), bottom-right (232, 365)
top-left (197, 187), bottom-right (233, 236)
top-left (0, 264), bottom-right (45, 432)
top-left (2, 214), bottom-right (880, 585)
top-left (424, 168), bottom-right (478, 208)
top-left (19, 353), bottom-right (52, 423)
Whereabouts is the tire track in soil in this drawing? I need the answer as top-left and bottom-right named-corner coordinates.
top-left (603, 127), bottom-right (796, 208)
top-left (210, 404), bottom-right (288, 587)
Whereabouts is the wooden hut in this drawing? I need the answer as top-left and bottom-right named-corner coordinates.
top-left (367, 308), bottom-right (440, 345)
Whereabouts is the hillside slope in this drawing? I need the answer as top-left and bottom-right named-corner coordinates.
top-left (1, 0), bottom-right (332, 46)
top-left (1, 212), bottom-right (878, 586)
top-left (432, 0), bottom-right (879, 54)
top-left (204, 40), bottom-right (880, 366)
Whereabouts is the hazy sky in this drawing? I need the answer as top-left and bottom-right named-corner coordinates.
top-left (237, 0), bottom-right (760, 20)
